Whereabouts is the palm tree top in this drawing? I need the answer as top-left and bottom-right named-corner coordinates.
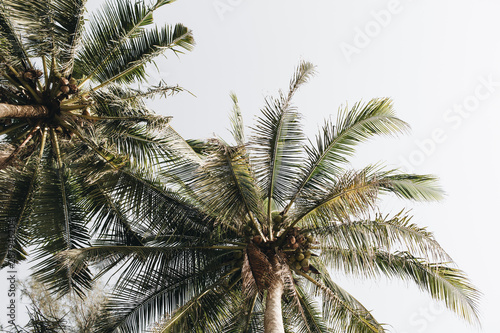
top-left (63, 61), bottom-right (480, 332)
top-left (0, 0), bottom-right (194, 296)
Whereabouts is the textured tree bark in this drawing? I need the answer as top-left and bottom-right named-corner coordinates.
top-left (0, 103), bottom-right (49, 118)
top-left (264, 278), bottom-right (285, 333)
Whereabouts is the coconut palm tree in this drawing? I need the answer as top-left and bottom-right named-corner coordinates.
top-left (64, 61), bottom-right (480, 332)
top-left (0, 0), bottom-right (194, 295)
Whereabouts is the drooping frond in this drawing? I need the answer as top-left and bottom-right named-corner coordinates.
top-left (0, 6), bottom-right (29, 68)
top-left (0, 167), bottom-right (34, 267)
top-left (282, 283), bottom-right (329, 333)
top-left (321, 248), bottom-right (480, 324)
top-left (63, 243), bottom-right (242, 332)
top-left (298, 262), bottom-right (386, 333)
top-left (285, 98), bottom-right (409, 213)
top-left (3, 0), bottom-right (84, 59)
top-left (30, 159), bottom-right (92, 296)
top-left (0, 128), bottom-right (47, 267)
top-left (310, 211), bottom-right (451, 263)
top-left (378, 172), bottom-right (444, 201)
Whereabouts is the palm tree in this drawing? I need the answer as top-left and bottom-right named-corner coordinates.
top-left (65, 62), bottom-right (480, 332)
top-left (0, 0), bottom-right (194, 295)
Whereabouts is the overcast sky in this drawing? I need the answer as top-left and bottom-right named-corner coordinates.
top-left (3, 0), bottom-right (500, 331)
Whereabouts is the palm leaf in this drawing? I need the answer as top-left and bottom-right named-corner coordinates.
top-left (300, 262), bottom-right (386, 333)
top-left (250, 61), bottom-right (314, 232)
top-left (193, 139), bottom-right (264, 231)
top-left (0, 6), bottom-right (29, 68)
top-left (310, 211), bottom-right (451, 263)
top-left (321, 248), bottom-right (480, 324)
top-left (291, 167), bottom-right (381, 227)
top-left (75, 0), bottom-right (193, 87)
top-left (30, 159), bottom-right (92, 296)
top-left (229, 92), bottom-right (245, 146)
top-left (379, 172), bottom-right (444, 201)
top-left (285, 98), bottom-right (409, 214)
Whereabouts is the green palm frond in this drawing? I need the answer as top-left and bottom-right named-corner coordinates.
top-left (229, 92), bottom-right (245, 146)
top-left (110, 167), bottom-right (215, 237)
top-left (194, 139), bottom-right (264, 230)
top-left (285, 98), bottom-right (409, 214)
top-left (0, 129), bottom-right (47, 267)
top-left (0, 7), bottom-right (29, 68)
top-left (154, 285), bottom-right (239, 333)
top-left (3, 0), bottom-right (84, 60)
top-left (30, 160), bottom-right (92, 296)
top-left (251, 61), bottom-right (314, 222)
top-left (379, 172), bottom-right (444, 201)
top-left (81, 181), bottom-right (144, 246)
top-left (75, 0), bottom-right (193, 87)
top-left (54, 0), bottom-right (87, 75)
top-left (78, 247), bottom-right (240, 333)
top-left (282, 283), bottom-right (329, 333)
top-left (311, 211), bottom-right (451, 263)
top-left (321, 248), bottom-right (480, 324)
top-left (0, 167), bottom-right (34, 267)
top-left (298, 264), bottom-right (385, 333)
top-left (292, 167), bottom-right (381, 227)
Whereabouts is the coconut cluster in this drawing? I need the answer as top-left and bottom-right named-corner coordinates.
top-left (57, 76), bottom-right (78, 97)
top-left (21, 69), bottom-right (42, 82)
top-left (284, 227), bottom-right (318, 273)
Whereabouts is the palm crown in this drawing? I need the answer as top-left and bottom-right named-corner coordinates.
top-left (0, 0), bottom-right (194, 295)
top-left (65, 62), bottom-right (480, 332)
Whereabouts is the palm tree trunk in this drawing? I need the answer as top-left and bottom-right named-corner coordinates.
top-left (264, 279), bottom-right (285, 333)
top-left (0, 103), bottom-right (49, 118)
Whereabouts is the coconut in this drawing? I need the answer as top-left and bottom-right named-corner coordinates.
top-left (23, 71), bottom-right (34, 80)
top-left (60, 85), bottom-right (70, 94)
top-left (294, 262), bottom-right (302, 270)
top-left (304, 250), bottom-right (312, 259)
top-left (60, 77), bottom-right (69, 86)
top-left (289, 236), bottom-right (296, 245)
top-left (300, 259), bottom-right (309, 267)
top-left (295, 253), bottom-right (305, 261)
top-left (292, 243), bottom-right (299, 249)
top-left (252, 235), bottom-right (263, 244)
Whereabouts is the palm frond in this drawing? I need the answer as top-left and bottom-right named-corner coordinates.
top-left (76, 0), bottom-right (193, 86)
top-left (286, 98), bottom-right (409, 213)
top-left (80, 247), bottom-right (239, 333)
top-left (321, 249), bottom-right (480, 324)
top-left (30, 160), bottom-right (92, 296)
top-left (250, 61), bottom-right (314, 232)
top-left (0, 167), bottom-right (34, 267)
top-left (282, 283), bottom-right (329, 333)
top-left (0, 6), bottom-right (29, 68)
top-left (229, 92), bottom-right (245, 146)
top-left (193, 139), bottom-right (264, 230)
top-left (379, 172), bottom-right (444, 201)
top-left (291, 167), bottom-right (381, 227)
top-left (310, 211), bottom-right (451, 263)
top-left (3, 0), bottom-right (79, 58)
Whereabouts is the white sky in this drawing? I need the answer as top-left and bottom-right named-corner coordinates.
top-left (3, 0), bottom-right (500, 332)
